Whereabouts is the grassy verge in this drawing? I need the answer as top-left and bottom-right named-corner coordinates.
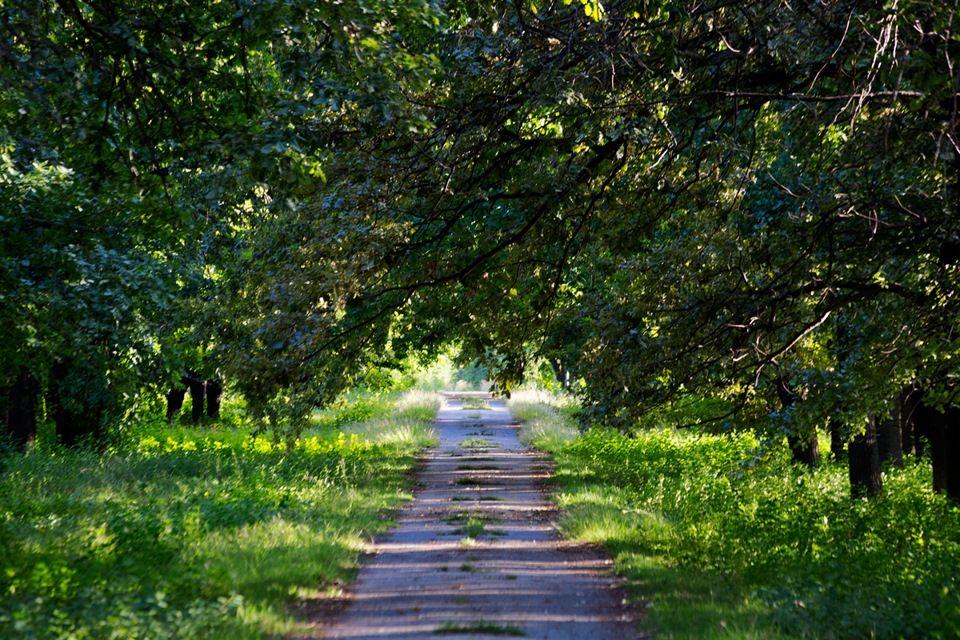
top-left (508, 394), bottom-right (960, 639)
top-left (0, 390), bottom-right (440, 639)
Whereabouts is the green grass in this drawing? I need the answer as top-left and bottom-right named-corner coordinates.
top-left (451, 494), bottom-right (503, 502)
top-left (507, 391), bottom-right (578, 451)
top-left (453, 519), bottom-right (489, 538)
top-left (459, 438), bottom-right (493, 449)
top-left (518, 396), bottom-right (960, 639)
top-left (434, 621), bottom-right (525, 635)
top-left (461, 397), bottom-right (490, 411)
top-left (0, 390), bottom-right (441, 639)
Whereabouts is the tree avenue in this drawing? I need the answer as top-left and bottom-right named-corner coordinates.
top-left (2, 0), bottom-right (960, 502)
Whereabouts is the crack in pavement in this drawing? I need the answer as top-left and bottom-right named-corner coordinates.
top-left (305, 394), bottom-right (643, 640)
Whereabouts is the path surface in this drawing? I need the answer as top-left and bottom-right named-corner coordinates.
top-left (312, 395), bottom-right (640, 640)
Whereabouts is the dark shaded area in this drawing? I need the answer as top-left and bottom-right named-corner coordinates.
top-left (206, 378), bottom-right (222, 420)
top-left (848, 419), bottom-right (882, 498)
top-left (4, 367), bottom-right (39, 450)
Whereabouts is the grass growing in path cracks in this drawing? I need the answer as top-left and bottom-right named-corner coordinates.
top-left (459, 438), bottom-right (493, 449)
top-left (434, 621), bottom-right (526, 636)
top-left (461, 397), bottom-right (491, 411)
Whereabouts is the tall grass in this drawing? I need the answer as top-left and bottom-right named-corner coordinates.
top-left (515, 396), bottom-right (960, 639)
top-left (0, 391), bottom-right (441, 639)
top-left (507, 390), bottom-right (578, 450)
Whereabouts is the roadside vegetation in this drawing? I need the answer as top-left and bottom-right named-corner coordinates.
top-left (0, 390), bottom-right (439, 639)
top-left (509, 393), bottom-right (960, 639)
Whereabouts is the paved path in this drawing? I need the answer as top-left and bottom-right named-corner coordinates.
top-left (311, 395), bottom-right (640, 640)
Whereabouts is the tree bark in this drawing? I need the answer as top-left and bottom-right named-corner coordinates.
top-left (829, 419), bottom-right (845, 461)
top-left (776, 376), bottom-right (820, 466)
top-left (788, 434), bottom-right (821, 466)
top-left (205, 378), bottom-right (222, 420)
top-left (5, 367), bottom-right (39, 451)
top-left (877, 417), bottom-right (904, 468)
top-left (165, 387), bottom-right (185, 422)
top-left (944, 407), bottom-right (960, 503)
top-left (849, 419), bottom-right (882, 497)
top-left (898, 386), bottom-right (920, 457)
top-left (916, 399), bottom-right (947, 491)
top-left (548, 358), bottom-right (568, 388)
top-left (184, 372), bottom-right (205, 424)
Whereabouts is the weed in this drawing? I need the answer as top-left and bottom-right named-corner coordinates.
top-left (461, 397), bottom-right (490, 411)
top-left (459, 438), bottom-right (493, 449)
top-left (453, 518), bottom-right (487, 538)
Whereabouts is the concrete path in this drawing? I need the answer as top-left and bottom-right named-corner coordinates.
top-left (310, 395), bottom-right (641, 639)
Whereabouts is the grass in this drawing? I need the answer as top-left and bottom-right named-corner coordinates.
top-left (444, 512), bottom-right (498, 523)
top-left (507, 391), bottom-right (578, 451)
top-left (0, 390), bottom-right (441, 639)
top-left (453, 518), bottom-right (488, 538)
top-left (516, 393), bottom-right (960, 639)
top-left (434, 621), bottom-right (526, 636)
top-left (459, 438), bottom-right (494, 449)
top-left (461, 397), bottom-right (490, 411)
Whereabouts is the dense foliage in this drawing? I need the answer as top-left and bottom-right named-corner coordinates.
top-left (3, 0), bottom-right (960, 635)
top-left (4, 1), bottom-right (958, 466)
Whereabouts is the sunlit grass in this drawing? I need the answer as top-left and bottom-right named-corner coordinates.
top-left (518, 394), bottom-right (960, 639)
top-left (0, 390), bottom-right (440, 639)
top-left (507, 391), bottom-right (578, 451)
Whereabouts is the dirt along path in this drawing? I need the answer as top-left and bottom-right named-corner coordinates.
top-left (313, 394), bottom-right (641, 639)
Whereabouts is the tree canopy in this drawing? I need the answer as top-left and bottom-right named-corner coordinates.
top-left (3, 0), bottom-right (959, 492)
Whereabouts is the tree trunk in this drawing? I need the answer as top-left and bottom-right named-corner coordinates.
top-left (944, 407), bottom-right (960, 503)
top-left (776, 376), bottom-right (820, 466)
top-left (184, 372), bottom-right (205, 424)
top-left (898, 386), bottom-right (920, 457)
top-left (49, 359), bottom-right (106, 448)
top-left (548, 358), bottom-right (568, 388)
top-left (788, 434), bottom-right (821, 466)
top-left (829, 419), bottom-right (845, 461)
top-left (916, 399), bottom-right (947, 491)
top-left (165, 388), bottom-right (185, 422)
top-left (849, 419), bottom-right (882, 497)
top-left (877, 417), bottom-right (904, 468)
top-left (205, 378), bottom-right (222, 420)
top-left (5, 367), bottom-right (39, 451)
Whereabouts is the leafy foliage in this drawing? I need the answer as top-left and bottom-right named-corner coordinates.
top-left (547, 424), bottom-right (960, 638)
top-left (0, 392), bottom-right (439, 638)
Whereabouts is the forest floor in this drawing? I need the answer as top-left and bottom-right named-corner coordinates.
top-left (301, 395), bottom-right (642, 640)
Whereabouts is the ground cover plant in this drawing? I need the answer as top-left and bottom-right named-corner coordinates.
top-left (0, 390), bottom-right (440, 639)
top-left (511, 396), bottom-right (960, 639)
